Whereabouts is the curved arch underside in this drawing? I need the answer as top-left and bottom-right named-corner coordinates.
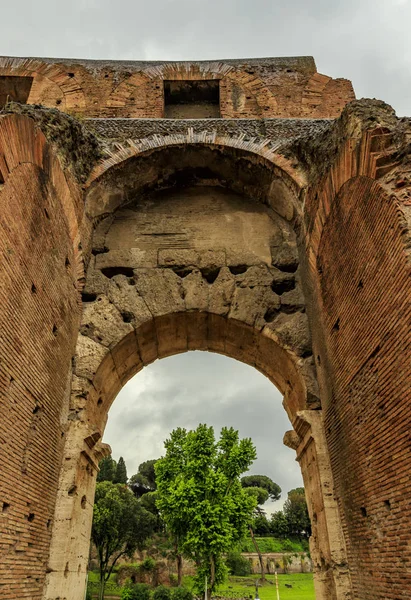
top-left (77, 176), bottom-right (319, 434)
top-left (86, 142), bottom-right (304, 224)
top-left (75, 311), bottom-right (311, 434)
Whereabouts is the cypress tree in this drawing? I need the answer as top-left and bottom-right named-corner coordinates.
top-left (97, 456), bottom-right (116, 482)
top-left (114, 456), bottom-right (128, 484)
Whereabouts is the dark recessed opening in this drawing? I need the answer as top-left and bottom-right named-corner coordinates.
top-left (0, 76), bottom-right (34, 107)
top-left (121, 311), bottom-right (134, 324)
top-left (2, 502), bottom-right (10, 513)
top-left (264, 307), bottom-right (279, 323)
top-left (28, 513), bottom-right (35, 522)
top-left (229, 265), bottom-right (248, 275)
top-left (360, 506), bottom-right (367, 517)
top-left (200, 267), bottom-right (220, 284)
top-left (81, 292), bottom-right (97, 303)
top-left (164, 80), bottom-right (220, 119)
top-left (68, 485), bottom-right (77, 496)
top-left (332, 318), bottom-right (340, 332)
top-left (271, 278), bottom-right (296, 295)
top-left (101, 266), bottom-right (134, 279)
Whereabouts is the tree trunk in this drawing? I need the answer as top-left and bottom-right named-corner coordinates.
top-left (177, 553), bottom-right (183, 586)
top-left (249, 526), bottom-right (265, 582)
top-left (98, 575), bottom-right (106, 600)
top-left (209, 555), bottom-right (215, 600)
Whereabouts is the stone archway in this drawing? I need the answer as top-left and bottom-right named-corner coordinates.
top-left (42, 141), bottom-right (351, 600)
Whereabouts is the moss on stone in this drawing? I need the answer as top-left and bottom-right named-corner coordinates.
top-left (0, 102), bottom-right (104, 183)
top-left (281, 99), bottom-right (400, 182)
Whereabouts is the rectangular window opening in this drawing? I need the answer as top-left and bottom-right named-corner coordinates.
top-left (0, 76), bottom-right (34, 107)
top-left (164, 80), bottom-right (220, 119)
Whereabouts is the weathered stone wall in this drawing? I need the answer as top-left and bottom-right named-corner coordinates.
top-left (242, 552), bottom-right (312, 574)
top-left (0, 56), bottom-right (354, 119)
top-left (0, 113), bottom-right (86, 599)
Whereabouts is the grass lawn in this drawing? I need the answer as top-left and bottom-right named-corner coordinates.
top-left (87, 570), bottom-right (123, 597)
top-left (87, 571), bottom-right (315, 600)
top-left (191, 573), bottom-right (315, 600)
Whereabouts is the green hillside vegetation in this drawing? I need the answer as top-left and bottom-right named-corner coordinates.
top-left (239, 537), bottom-right (308, 554)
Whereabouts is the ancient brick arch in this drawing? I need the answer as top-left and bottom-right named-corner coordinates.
top-left (38, 138), bottom-right (356, 600)
top-left (0, 57), bottom-right (86, 111)
top-left (1, 56), bottom-right (411, 600)
top-left (105, 61), bottom-right (278, 118)
top-left (86, 135), bottom-right (305, 228)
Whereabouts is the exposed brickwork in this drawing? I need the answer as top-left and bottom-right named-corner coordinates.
top-left (0, 57), bottom-right (410, 600)
top-left (301, 105), bottom-right (411, 600)
top-left (0, 114), bottom-right (84, 599)
top-left (318, 177), bottom-right (411, 599)
top-left (0, 56), bottom-right (354, 119)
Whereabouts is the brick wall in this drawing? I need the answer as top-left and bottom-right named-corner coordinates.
top-left (0, 114), bottom-right (83, 599)
top-left (314, 175), bottom-right (411, 599)
top-left (0, 56), bottom-right (355, 119)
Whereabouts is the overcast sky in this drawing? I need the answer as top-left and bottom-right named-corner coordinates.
top-left (2, 1), bottom-right (410, 511)
top-left (1, 0), bottom-right (411, 115)
top-left (105, 352), bottom-right (299, 513)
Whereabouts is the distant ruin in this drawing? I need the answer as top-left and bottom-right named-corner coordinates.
top-left (0, 55), bottom-right (410, 600)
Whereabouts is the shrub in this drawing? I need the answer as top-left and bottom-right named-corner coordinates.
top-left (169, 574), bottom-right (178, 587)
top-left (122, 583), bottom-right (151, 600)
top-left (172, 587), bottom-right (193, 600)
top-left (225, 551), bottom-right (252, 576)
top-left (85, 589), bottom-right (92, 600)
top-left (153, 585), bottom-right (171, 600)
top-left (140, 557), bottom-right (156, 572)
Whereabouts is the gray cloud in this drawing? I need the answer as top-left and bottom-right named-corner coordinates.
top-left (105, 351), bottom-right (301, 512)
top-left (1, 0), bottom-right (410, 114)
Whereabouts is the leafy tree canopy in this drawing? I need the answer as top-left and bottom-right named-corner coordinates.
top-left (155, 425), bottom-right (257, 598)
top-left (283, 488), bottom-right (311, 539)
top-left (92, 481), bottom-right (156, 600)
top-left (243, 486), bottom-right (269, 506)
top-left (240, 475), bottom-right (281, 502)
top-left (130, 459), bottom-right (158, 497)
top-left (270, 511), bottom-right (289, 538)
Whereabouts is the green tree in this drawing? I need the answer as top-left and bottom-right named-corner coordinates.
top-left (241, 475), bottom-right (282, 581)
top-left (114, 456), bottom-right (128, 484)
top-left (97, 455), bottom-right (117, 483)
top-left (130, 459), bottom-right (158, 497)
top-left (155, 425), bottom-right (257, 599)
top-left (283, 488), bottom-right (311, 539)
top-left (92, 481), bottom-right (156, 600)
top-left (270, 511), bottom-right (289, 538)
top-left (225, 551), bottom-right (252, 576)
top-left (252, 513), bottom-right (271, 535)
top-left (241, 475), bottom-right (281, 501)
